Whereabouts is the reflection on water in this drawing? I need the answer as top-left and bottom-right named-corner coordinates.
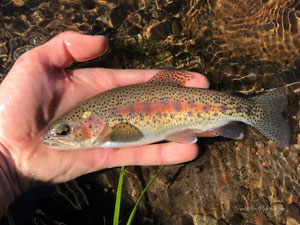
top-left (182, 0), bottom-right (300, 91)
top-left (1, 0), bottom-right (300, 224)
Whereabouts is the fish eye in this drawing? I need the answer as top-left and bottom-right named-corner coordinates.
top-left (55, 124), bottom-right (71, 136)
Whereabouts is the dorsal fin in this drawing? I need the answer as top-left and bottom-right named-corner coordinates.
top-left (149, 70), bottom-right (194, 86)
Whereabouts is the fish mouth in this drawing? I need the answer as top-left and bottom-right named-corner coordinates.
top-left (43, 139), bottom-right (60, 147)
top-left (43, 139), bottom-right (65, 149)
top-left (42, 138), bottom-right (73, 150)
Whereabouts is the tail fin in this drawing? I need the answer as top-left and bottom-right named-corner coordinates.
top-left (249, 89), bottom-right (290, 147)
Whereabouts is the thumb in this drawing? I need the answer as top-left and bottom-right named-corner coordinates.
top-left (32, 31), bottom-right (109, 69)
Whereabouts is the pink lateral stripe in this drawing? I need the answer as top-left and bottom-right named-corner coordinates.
top-left (113, 101), bottom-right (225, 116)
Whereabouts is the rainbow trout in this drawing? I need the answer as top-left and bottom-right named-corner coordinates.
top-left (42, 70), bottom-right (290, 149)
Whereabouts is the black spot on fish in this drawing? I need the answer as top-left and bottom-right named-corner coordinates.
top-left (188, 99), bottom-right (195, 107)
top-left (246, 105), bottom-right (252, 116)
top-left (214, 96), bottom-right (220, 103)
top-left (236, 105), bottom-right (242, 113)
top-left (229, 98), bottom-right (235, 105)
top-left (188, 111), bottom-right (193, 117)
top-left (197, 113), bottom-right (201, 118)
top-left (139, 113), bottom-right (144, 121)
top-left (118, 115), bottom-right (124, 122)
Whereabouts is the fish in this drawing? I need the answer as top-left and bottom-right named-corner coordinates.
top-left (42, 70), bottom-right (290, 150)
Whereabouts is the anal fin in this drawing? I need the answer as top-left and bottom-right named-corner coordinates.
top-left (166, 130), bottom-right (198, 144)
top-left (209, 122), bottom-right (244, 140)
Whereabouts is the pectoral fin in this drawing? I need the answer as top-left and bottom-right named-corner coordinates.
top-left (93, 123), bottom-right (112, 145)
top-left (109, 122), bottom-right (144, 143)
top-left (209, 122), bottom-right (244, 140)
top-left (166, 130), bottom-right (198, 144)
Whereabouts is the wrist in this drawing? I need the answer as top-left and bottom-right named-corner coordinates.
top-left (0, 143), bottom-right (28, 219)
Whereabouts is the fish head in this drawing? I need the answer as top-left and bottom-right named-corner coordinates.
top-left (42, 112), bottom-right (108, 150)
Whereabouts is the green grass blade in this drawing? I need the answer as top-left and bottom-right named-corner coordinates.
top-left (7, 208), bottom-right (16, 225)
top-left (113, 166), bottom-right (125, 225)
top-left (126, 166), bottom-right (165, 225)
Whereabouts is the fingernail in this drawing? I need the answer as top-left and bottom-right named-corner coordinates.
top-left (64, 40), bottom-right (71, 47)
top-left (100, 36), bottom-right (109, 55)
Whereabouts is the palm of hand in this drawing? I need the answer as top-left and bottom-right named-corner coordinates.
top-left (0, 32), bottom-right (208, 186)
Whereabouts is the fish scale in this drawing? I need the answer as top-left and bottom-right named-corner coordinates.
top-left (97, 82), bottom-right (251, 130)
top-left (42, 70), bottom-right (290, 149)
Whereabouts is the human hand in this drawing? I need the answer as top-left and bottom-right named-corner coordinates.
top-left (0, 31), bottom-right (210, 217)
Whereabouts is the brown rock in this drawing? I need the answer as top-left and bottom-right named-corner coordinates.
top-left (267, 141), bottom-right (277, 150)
top-left (285, 194), bottom-right (300, 205)
top-left (286, 217), bottom-right (300, 225)
top-left (249, 180), bottom-right (263, 190)
top-left (250, 147), bottom-right (257, 154)
top-left (228, 213), bottom-right (244, 225)
top-left (149, 20), bottom-right (174, 41)
top-left (250, 192), bottom-right (258, 200)
top-left (210, 155), bottom-right (219, 168)
top-left (272, 203), bottom-right (285, 217)
top-left (219, 172), bottom-right (230, 185)
top-left (197, 205), bottom-right (207, 214)
top-left (297, 163), bottom-right (300, 179)
top-left (287, 203), bottom-right (300, 222)
top-left (269, 186), bottom-right (277, 197)
top-left (235, 153), bottom-right (242, 160)
top-left (12, 0), bottom-right (25, 7)
top-left (210, 146), bottom-right (221, 158)
top-left (240, 185), bottom-right (250, 196)
top-left (193, 214), bottom-right (218, 225)
top-left (263, 222), bottom-right (276, 225)
top-left (211, 209), bottom-right (222, 220)
top-left (218, 219), bottom-right (229, 225)
top-left (255, 213), bottom-right (267, 225)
